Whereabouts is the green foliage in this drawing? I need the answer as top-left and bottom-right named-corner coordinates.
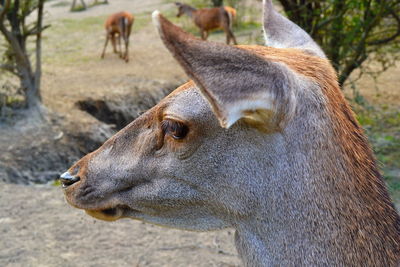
top-left (355, 103), bottom-right (400, 203)
top-left (50, 1), bottom-right (69, 8)
top-left (70, 4), bottom-right (86, 12)
top-left (211, 0), bottom-right (223, 6)
top-left (276, 0), bottom-right (400, 86)
top-left (52, 179), bottom-right (61, 186)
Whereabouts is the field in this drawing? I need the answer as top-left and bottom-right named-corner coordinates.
top-left (0, 0), bottom-right (399, 266)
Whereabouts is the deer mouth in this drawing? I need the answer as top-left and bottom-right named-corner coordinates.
top-left (85, 205), bottom-right (140, 221)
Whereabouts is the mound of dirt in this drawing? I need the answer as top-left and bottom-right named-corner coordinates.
top-left (0, 81), bottom-right (176, 185)
top-left (0, 110), bottom-right (110, 184)
top-left (76, 81), bottom-right (176, 130)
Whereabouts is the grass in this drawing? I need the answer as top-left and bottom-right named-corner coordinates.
top-left (52, 179), bottom-right (61, 187)
top-left (354, 101), bottom-right (400, 204)
top-left (70, 5), bottom-right (87, 12)
top-left (50, 1), bottom-right (70, 8)
top-left (42, 12), bottom-right (150, 65)
top-left (70, 0), bottom-right (109, 12)
top-left (62, 15), bottom-right (107, 31)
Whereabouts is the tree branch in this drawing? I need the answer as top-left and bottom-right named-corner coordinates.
top-left (25, 24), bottom-right (50, 37)
top-left (0, 0), bottom-right (10, 22)
top-left (0, 63), bottom-right (18, 76)
top-left (0, 23), bottom-right (30, 71)
top-left (368, 10), bottom-right (400, 45)
top-left (314, 14), bottom-right (342, 32)
top-left (34, 0), bottom-right (44, 101)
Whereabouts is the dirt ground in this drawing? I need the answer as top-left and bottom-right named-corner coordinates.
top-left (0, 182), bottom-right (240, 267)
top-left (0, 0), bottom-right (399, 266)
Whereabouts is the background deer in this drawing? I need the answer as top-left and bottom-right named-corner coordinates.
top-left (175, 2), bottom-right (237, 45)
top-left (100, 11), bottom-right (134, 63)
top-left (61, 0), bottom-right (400, 265)
top-left (222, 5), bottom-right (236, 20)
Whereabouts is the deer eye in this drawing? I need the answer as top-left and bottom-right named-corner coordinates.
top-left (161, 119), bottom-right (189, 140)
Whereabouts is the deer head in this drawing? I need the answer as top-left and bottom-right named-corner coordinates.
top-left (62, 0), bottom-right (399, 265)
top-left (175, 2), bottom-right (185, 18)
top-left (175, 2), bottom-right (196, 18)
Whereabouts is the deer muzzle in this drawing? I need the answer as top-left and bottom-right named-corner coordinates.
top-left (60, 172), bottom-right (80, 188)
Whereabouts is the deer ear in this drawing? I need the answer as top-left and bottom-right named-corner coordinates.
top-left (152, 11), bottom-right (296, 129)
top-left (262, 0), bottom-right (325, 58)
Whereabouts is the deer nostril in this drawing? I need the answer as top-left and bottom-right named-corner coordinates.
top-left (60, 172), bottom-right (80, 188)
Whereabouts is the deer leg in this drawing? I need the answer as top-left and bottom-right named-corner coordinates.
top-left (111, 34), bottom-right (118, 54)
top-left (124, 23), bottom-right (132, 63)
top-left (118, 35), bottom-right (123, 58)
top-left (222, 27), bottom-right (230, 44)
top-left (221, 15), bottom-right (237, 45)
top-left (124, 37), bottom-right (129, 63)
top-left (230, 31), bottom-right (238, 45)
top-left (224, 28), bottom-right (237, 45)
top-left (101, 33), bottom-right (110, 59)
top-left (200, 30), bottom-right (206, 40)
top-left (124, 34), bottom-right (129, 62)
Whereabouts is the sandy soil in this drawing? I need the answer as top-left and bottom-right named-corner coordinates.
top-left (0, 0), bottom-right (399, 266)
top-left (0, 182), bottom-right (240, 267)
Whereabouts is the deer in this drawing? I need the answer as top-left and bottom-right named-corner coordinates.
top-left (61, 0), bottom-right (400, 265)
top-left (175, 2), bottom-right (237, 45)
top-left (223, 5), bottom-right (237, 20)
top-left (100, 11), bottom-right (134, 63)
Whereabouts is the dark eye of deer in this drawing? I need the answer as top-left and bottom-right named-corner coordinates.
top-left (161, 120), bottom-right (189, 140)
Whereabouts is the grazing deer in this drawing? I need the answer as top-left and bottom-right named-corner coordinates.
top-left (175, 2), bottom-right (237, 45)
top-left (61, 0), bottom-right (400, 265)
top-left (100, 11), bottom-right (134, 63)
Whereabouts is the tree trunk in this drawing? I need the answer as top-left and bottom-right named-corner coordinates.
top-left (0, 0), bottom-right (43, 109)
top-left (80, 0), bottom-right (87, 9)
top-left (33, 0), bottom-right (44, 105)
top-left (71, 0), bottom-right (87, 11)
top-left (71, 0), bottom-right (76, 10)
top-left (21, 70), bottom-right (40, 109)
top-left (211, 0), bottom-right (223, 7)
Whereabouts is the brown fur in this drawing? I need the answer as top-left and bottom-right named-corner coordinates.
top-left (223, 6), bottom-right (236, 20)
top-left (176, 3), bottom-right (237, 45)
top-left (101, 11), bottom-right (134, 62)
top-left (155, 21), bottom-right (400, 263)
top-left (238, 44), bottom-right (400, 264)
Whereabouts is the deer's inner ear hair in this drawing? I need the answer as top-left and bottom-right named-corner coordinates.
top-left (161, 119), bottom-right (189, 140)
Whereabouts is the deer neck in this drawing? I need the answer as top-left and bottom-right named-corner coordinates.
top-left (230, 95), bottom-right (400, 266)
top-left (182, 5), bottom-right (196, 18)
